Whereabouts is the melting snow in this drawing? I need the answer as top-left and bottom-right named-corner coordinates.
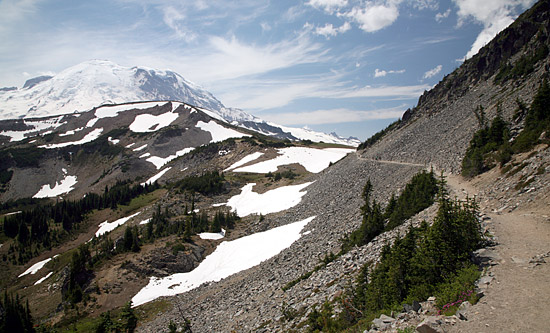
top-left (199, 228), bottom-right (226, 240)
top-left (129, 111), bottom-right (179, 133)
top-left (108, 137), bottom-right (120, 144)
top-left (139, 153), bottom-right (151, 158)
top-left (223, 182), bottom-right (313, 217)
top-left (59, 127), bottom-right (84, 137)
top-left (126, 143), bottom-right (135, 148)
top-left (140, 218), bottom-right (152, 225)
top-left (40, 128), bottom-right (103, 149)
top-left (146, 147), bottom-right (195, 169)
top-left (33, 175), bottom-right (78, 198)
top-left (95, 211), bottom-right (141, 238)
top-left (196, 120), bottom-right (250, 143)
top-left (224, 152), bottom-right (264, 171)
top-left (0, 116), bottom-right (66, 142)
top-left (234, 147), bottom-right (353, 174)
top-left (18, 255), bottom-right (58, 277)
top-left (34, 272), bottom-right (53, 285)
top-left (133, 144), bottom-right (147, 151)
top-left (132, 216), bottom-right (315, 307)
top-left (141, 167), bottom-right (171, 186)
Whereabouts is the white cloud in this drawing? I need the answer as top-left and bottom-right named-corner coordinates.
top-left (344, 2), bottom-right (400, 33)
top-left (0, 0), bottom-right (42, 32)
top-left (453, 0), bottom-right (536, 59)
top-left (435, 9), bottom-right (451, 22)
top-left (307, 0), bottom-right (348, 13)
top-left (411, 0), bottom-right (439, 11)
top-left (374, 68), bottom-right (405, 77)
top-left (315, 22), bottom-right (351, 38)
top-left (220, 72), bottom-right (429, 111)
top-left (422, 65), bottom-right (442, 79)
top-left (262, 106), bottom-right (406, 125)
top-left (162, 6), bottom-right (196, 42)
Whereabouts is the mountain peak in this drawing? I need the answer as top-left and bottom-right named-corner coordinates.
top-left (0, 60), bottom-right (359, 146)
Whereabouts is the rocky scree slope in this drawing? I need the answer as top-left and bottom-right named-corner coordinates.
top-left (138, 1), bottom-right (550, 331)
top-left (362, 0), bottom-right (550, 173)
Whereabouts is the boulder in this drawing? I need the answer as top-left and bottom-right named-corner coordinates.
top-left (416, 316), bottom-right (445, 333)
top-left (372, 314), bottom-right (395, 330)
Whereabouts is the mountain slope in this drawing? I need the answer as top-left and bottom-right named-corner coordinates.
top-left (0, 60), bottom-right (359, 146)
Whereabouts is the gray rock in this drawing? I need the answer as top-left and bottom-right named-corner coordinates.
top-left (416, 316), bottom-right (445, 333)
top-left (372, 314), bottom-right (395, 330)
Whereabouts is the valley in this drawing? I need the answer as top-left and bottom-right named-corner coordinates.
top-left (1, 1), bottom-right (550, 332)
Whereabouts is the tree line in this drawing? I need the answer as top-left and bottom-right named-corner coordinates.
top-left (2, 181), bottom-right (159, 265)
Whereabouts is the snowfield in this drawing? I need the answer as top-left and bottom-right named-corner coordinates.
top-left (18, 255), bottom-right (58, 277)
top-left (132, 216), bottom-right (315, 307)
top-left (94, 211), bottom-right (141, 238)
top-left (95, 102), bottom-right (165, 119)
top-left (223, 182), bottom-right (313, 217)
top-left (129, 111), bottom-right (179, 133)
top-left (146, 147), bottom-right (195, 169)
top-left (233, 147), bottom-right (353, 173)
top-left (39, 128), bottom-right (103, 149)
top-left (33, 175), bottom-right (78, 198)
top-left (199, 228), bottom-right (226, 240)
top-left (141, 167), bottom-right (171, 186)
top-left (224, 152), bottom-right (264, 171)
top-left (34, 272), bottom-right (53, 285)
top-left (0, 116), bottom-right (66, 142)
top-left (196, 120), bottom-right (250, 143)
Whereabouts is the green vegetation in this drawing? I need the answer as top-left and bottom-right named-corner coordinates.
top-left (94, 302), bottom-right (137, 333)
top-left (266, 170), bottom-right (297, 181)
top-left (3, 147), bottom-right (46, 168)
top-left (303, 175), bottom-right (483, 331)
top-left (175, 171), bottom-right (226, 196)
top-left (494, 44), bottom-right (549, 85)
top-left (283, 170), bottom-right (438, 294)
top-left (463, 80), bottom-right (550, 178)
top-left (461, 106), bottom-right (511, 178)
top-left (512, 79), bottom-right (550, 152)
top-left (0, 292), bottom-right (35, 332)
top-left (343, 170), bottom-right (438, 251)
top-left (2, 181), bottom-right (159, 265)
top-left (358, 120), bottom-right (401, 150)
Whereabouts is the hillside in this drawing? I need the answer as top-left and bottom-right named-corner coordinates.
top-left (1, 1), bottom-right (549, 332)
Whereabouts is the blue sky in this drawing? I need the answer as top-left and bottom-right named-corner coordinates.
top-left (0, 0), bottom-right (535, 140)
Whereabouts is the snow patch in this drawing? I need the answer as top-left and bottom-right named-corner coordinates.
top-left (133, 144), bottom-right (147, 151)
top-left (39, 128), bottom-right (103, 149)
top-left (196, 120), bottom-right (250, 143)
top-left (224, 182), bottom-right (313, 217)
top-left (0, 116), bottom-right (66, 142)
top-left (108, 137), bottom-right (120, 144)
top-left (18, 255), bottom-right (58, 277)
top-left (146, 148), bottom-right (195, 169)
top-left (224, 152), bottom-right (264, 171)
top-left (141, 167), bottom-right (171, 186)
top-left (234, 147), bottom-right (353, 174)
top-left (33, 175), bottom-right (78, 198)
top-left (199, 228), bottom-right (226, 240)
top-left (129, 111), bottom-right (179, 133)
top-left (34, 272), bottom-right (53, 285)
top-left (95, 211), bottom-right (141, 238)
top-left (132, 216), bottom-right (315, 306)
top-left (139, 218), bottom-right (152, 225)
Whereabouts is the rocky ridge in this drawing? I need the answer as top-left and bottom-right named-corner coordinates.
top-left (137, 1), bottom-right (550, 331)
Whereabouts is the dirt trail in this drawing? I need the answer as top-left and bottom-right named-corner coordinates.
top-left (445, 173), bottom-right (550, 333)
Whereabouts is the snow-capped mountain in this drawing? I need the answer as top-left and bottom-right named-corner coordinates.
top-left (0, 60), bottom-right (359, 146)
